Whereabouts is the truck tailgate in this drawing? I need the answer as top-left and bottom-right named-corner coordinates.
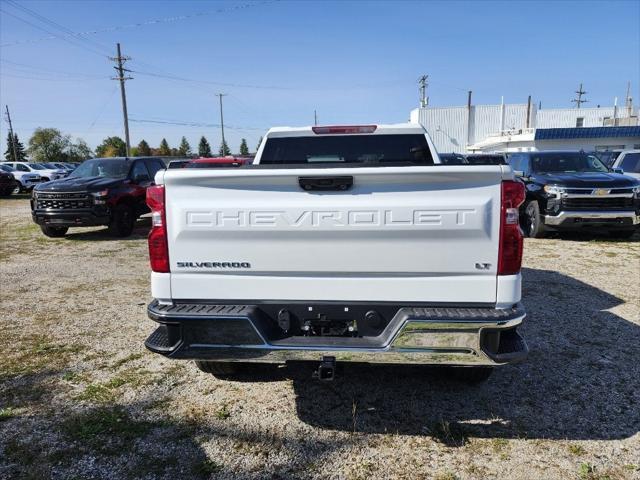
top-left (163, 166), bottom-right (503, 304)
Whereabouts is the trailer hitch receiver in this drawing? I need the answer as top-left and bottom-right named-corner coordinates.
top-left (313, 356), bottom-right (336, 381)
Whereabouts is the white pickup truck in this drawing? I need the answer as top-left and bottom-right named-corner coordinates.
top-left (144, 123), bottom-right (528, 382)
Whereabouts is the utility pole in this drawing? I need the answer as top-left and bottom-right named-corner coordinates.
top-left (110, 43), bottom-right (133, 156)
top-left (571, 83), bottom-right (588, 109)
top-left (418, 75), bottom-right (429, 108)
top-left (314, 109), bottom-right (318, 126)
top-left (625, 81), bottom-right (633, 117)
top-left (4, 105), bottom-right (19, 162)
top-left (216, 93), bottom-right (227, 154)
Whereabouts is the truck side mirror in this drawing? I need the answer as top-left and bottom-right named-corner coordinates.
top-left (612, 167), bottom-right (624, 174)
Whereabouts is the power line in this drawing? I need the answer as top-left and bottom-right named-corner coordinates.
top-left (128, 117), bottom-right (264, 131)
top-left (216, 93), bottom-right (228, 152)
top-left (110, 43), bottom-right (133, 156)
top-left (1, 1), bottom-right (273, 48)
top-left (571, 83), bottom-right (588, 109)
top-left (0, 7), bottom-right (108, 58)
top-left (5, 0), bottom-right (112, 55)
top-left (4, 106), bottom-right (19, 161)
top-left (0, 59), bottom-right (108, 79)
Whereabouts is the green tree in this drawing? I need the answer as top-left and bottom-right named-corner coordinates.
top-left (198, 136), bottom-right (212, 157)
top-left (178, 136), bottom-right (192, 157)
top-left (239, 138), bottom-right (249, 155)
top-left (95, 136), bottom-right (126, 157)
top-left (256, 136), bottom-right (263, 152)
top-left (4, 132), bottom-right (27, 161)
top-left (66, 138), bottom-right (93, 162)
top-left (158, 138), bottom-right (171, 156)
top-left (218, 139), bottom-right (230, 156)
top-left (137, 139), bottom-right (151, 156)
top-left (28, 127), bottom-right (70, 162)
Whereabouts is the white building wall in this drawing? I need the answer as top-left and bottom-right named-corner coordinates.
top-left (412, 103), bottom-right (637, 153)
top-left (416, 106), bottom-right (468, 153)
top-left (536, 107), bottom-right (618, 128)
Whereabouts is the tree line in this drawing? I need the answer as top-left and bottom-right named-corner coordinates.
top-left (4, 128), bottom-right (92, 163)
top-left (95, 136), bottom-right (255, 158)
top-left (4, 128), bottom-right (259, 163)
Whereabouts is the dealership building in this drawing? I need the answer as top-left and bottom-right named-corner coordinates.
top-left (410, 101), bottom-right (640, 154)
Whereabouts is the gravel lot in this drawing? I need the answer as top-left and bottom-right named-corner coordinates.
top-left (1, 195), bottom-right (639, 480)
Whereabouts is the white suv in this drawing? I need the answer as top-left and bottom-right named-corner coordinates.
top-left (612, 150), bottom-right (640, 180)
top-left (0, 163), bottom-right (41, 192)
top-left (4, 162), bottom-right (67, 182)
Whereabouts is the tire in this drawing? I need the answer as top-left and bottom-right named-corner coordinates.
top-left (195, 361), bottom-right (240, 378)
top-left (448, 367), bottom-right (494, 384)
top-left (608, 229), bottom-right (636, 240)
top-left (41, 177), bottom-right (50, 182)
top-left (0, 188), bottom-right (12, 197)
top-left (108, 204), bottom-right (135, 237)
top-left (522, 201), bottom-right (545, 238)
top-left (40, 225), bottom-right (68, 238)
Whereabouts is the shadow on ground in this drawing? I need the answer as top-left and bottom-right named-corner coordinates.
top-left (288, 267), bottom-right (640, 442)
top-left (64, 217), bottom-right (151, 242)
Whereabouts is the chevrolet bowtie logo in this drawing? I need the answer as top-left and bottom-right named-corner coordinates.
top-left (592, 188), bottom-right (610, 196)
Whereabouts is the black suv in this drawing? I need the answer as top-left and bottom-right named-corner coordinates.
top-left (508, 151), bottom-right (640, 239)
top-left (31, 157), bottom-right (166, 238)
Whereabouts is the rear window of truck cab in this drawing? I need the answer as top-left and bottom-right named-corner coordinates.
top-left (259, 134), bottom-right (434, 166)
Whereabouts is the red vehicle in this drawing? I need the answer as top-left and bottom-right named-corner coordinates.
top-left (185, 156), bottom-right (253, 168)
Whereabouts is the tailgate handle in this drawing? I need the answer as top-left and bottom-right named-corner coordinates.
top-left (298, 176), bottom-right (353, 191)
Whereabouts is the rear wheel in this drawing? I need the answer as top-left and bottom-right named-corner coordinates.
top-left (522, 201), bottom-right (545, 238)
top-left (608, 229), bottom-right (636, 240)
top-left (0, 188), bottom-right (12, 196)
top-left (448, 367), bottom-right (494, 384)
top-left (108, 204), bottom-right (135, 237)
top-left (41, 177), bottom-right (50, 182)
top-left (40, 225), bottom-right (68, 237)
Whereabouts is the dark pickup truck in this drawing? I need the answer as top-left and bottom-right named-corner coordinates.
top-left (507, 151), bottom-right (640, 238)
top-left (31, 157), bottom-right (165, 238)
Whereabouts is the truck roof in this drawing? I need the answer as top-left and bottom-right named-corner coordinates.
top-left (265, 123), bottom-right (427, 138)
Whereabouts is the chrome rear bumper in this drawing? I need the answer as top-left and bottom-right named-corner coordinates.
top-left (544, 210), bottom-right (640, 226)
top-left (145, 301), bottom-right (527, 366)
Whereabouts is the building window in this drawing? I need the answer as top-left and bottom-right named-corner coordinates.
top-left (576, 117), bottom-right (584, 128)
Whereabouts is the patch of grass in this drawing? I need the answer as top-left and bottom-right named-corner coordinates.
top-left (192, 459), bottom-right (222, 476)
top-left (578, 463), bottom-right (613, 480)
top-left (3, 438), bottom-right (38, 466)
top-left (61, 406), bottom-right (150, 445)
top-left (215, 404), bottom-right (231, 420)
top-left (491, 438), bottom-right (509, 453)
top-left (0, 406), bottom-right (17, 422)
top-left (568, 443), bottom-right (586, 456)
top-left (76, 383), bottom-right (115, 403)
top-left (434, 472), bottom-right (458, 480)
top-left (75, 368), bottom-right (154, 403)
top-left (111, 352), bottom-right (144, 369)
top-left (429, 419), bottom-right (467, 447)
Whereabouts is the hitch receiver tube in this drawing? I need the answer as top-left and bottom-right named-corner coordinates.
top-left (313, 356), bottom-right (336, 381)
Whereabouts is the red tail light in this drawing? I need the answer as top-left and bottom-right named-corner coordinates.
top-left (146, 185), bottom-right (169, 273)
top-left (498, 180), bottom-right (525, 275)
top-left (312, 125), bottom-right (377, 134)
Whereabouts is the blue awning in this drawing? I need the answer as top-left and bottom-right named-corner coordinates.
top-left (535, 126), bottom-right (640, 140)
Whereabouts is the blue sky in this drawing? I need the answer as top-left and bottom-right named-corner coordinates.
top-left (1, 0), bottom-right (639, 154)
